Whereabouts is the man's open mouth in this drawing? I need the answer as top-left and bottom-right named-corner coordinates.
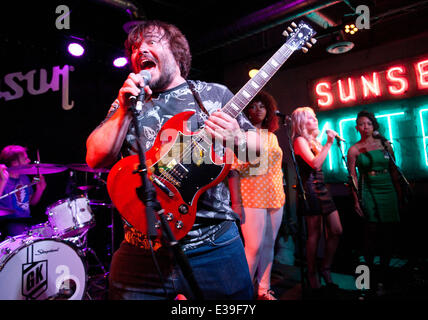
top-left (140, 58), bottom-right (156, 71)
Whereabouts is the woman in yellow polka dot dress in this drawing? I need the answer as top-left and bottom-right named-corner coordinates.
top-left (229, 91), bottom-right (285, 300)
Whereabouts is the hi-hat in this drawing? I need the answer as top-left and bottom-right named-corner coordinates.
top-left (67, 164), bottom-right (110, 173)
top-left (8, 163), bottom-right (67, 175)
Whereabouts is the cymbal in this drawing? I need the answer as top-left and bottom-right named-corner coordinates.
top-left (76, 185), bottom-right (95, 192)
top-left (89, 200), bottom-right (113, 208)
top-left (0, 208), bottom-right (15, 216)
top-left (8, 163), bottom-right (67, 175)
top-left (67, 164), bottom-right (110, 173)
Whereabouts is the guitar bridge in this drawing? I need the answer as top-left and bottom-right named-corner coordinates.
top-left (159, 169), bottom-right (181, 187)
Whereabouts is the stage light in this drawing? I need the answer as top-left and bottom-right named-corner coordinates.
top-left (67, 42), bottom-right (85, 57)
top-left (249, 69), bottom-right (259, 78)
top-left (345, 24), bottom-right (358, 34)
top-left (113, 57), bottom-right (128, 68)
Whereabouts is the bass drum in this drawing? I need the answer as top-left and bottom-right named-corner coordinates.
top-left (0, 235), bottom-right (87, 300)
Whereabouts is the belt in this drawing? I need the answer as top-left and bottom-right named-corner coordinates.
top-left (124, 225), bottom-right (162, 251)
top-left (367, 169), bottom-right (388, 176)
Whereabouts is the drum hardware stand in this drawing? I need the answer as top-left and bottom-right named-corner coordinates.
top-left (91, 173), bottom-right (117, 258)
top-left (65, 221), bottom-right (109, 300)
top-left (67, 229), bottom-right (109, 300)
top-left (66, 229), bottom-right (108, 276)
top-left (128, 94), bottom-right (204, 300)
top-left (82, 246), bottom-right (107, 275)
top-left (281, 114), bottom-right (310, 298)
top-left (108, 203), bottom-right (116, 257)
top-left (65, 167), bottom-right (114, 272)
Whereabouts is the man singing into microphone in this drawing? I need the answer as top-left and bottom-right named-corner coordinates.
top-left (86, 20), bottom-right (260, 300)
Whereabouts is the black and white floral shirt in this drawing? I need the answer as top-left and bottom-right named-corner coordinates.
top-left (104, 80), bottom-right (254, 250)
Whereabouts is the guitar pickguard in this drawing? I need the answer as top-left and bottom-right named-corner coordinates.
top-left (151, 132), bottom-right (225, 205)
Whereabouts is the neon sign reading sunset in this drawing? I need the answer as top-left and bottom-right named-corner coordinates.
top-left (313, 57), bottom-right (428, 109)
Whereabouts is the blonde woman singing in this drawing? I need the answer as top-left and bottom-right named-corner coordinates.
top-left (291, 107), bottom-right (343, 294)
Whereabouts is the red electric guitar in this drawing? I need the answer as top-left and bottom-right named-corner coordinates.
top-left (107, 21), bottom-right (316, 240)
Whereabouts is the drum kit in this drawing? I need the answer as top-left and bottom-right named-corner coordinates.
top-left (0, 162), bottom-right (114, 300)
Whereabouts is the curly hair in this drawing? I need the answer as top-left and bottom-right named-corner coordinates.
top-left (356, 110), bottom-right (380, 131)
top-left (244, 91), bottom-right (279, 132)
top-left (124, 20), bottom-right (192, 79)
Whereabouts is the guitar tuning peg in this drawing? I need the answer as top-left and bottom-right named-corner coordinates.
top-left (306, 42), bottom-right (312, 48)
top-left (291, 22), bottom-right (297, 28)
top-left (310, 38), bottom-right (317, 44)
top-left (287, 27), bottom-right (293, 33)
top-left (302, 47), bottom-right (309, 53)
top-left (282, 30), bottom-right (289, 37)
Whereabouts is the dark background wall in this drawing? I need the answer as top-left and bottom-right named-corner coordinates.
top-left (1, 1), bottom-right (427, 268)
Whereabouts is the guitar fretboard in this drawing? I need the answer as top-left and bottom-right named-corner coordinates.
top-left (222, 42), bottom-right (294, 119)
top-left (195, 20), bottom-right (316, 145)
top-left (196, 41), bottom-right (295, 146)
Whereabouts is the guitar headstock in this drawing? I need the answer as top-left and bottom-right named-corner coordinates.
top-left (282, 21), bottom-right (317, 53)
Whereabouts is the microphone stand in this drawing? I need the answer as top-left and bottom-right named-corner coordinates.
top-left (379, 139), bottom-right (413, 204)
top-left (336, 139), bottom-right (366, 220)
top-left (128, 96), bottom-right (204, 300)
top-left (281, 115), bottom-right (310, 297)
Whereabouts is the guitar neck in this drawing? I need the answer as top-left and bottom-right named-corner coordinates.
top-left (222, 41), bottom-right (295, 119)
top-left (197, 19), bottom-right (317, 143)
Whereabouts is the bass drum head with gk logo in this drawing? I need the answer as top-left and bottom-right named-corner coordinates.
top-left (0, 235), bottom-right (87, 300)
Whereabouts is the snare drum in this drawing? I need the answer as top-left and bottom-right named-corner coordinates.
top-left (0, 234), bottom-right (87, 300)
top-left (46, 195), bottom-right (94, 238)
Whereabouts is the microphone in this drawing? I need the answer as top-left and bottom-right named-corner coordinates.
top-left (275, 110), bottom-right (291, 122)
top-left (135, 70), bottom-right (151, 111)
top-left (335, 135), bottom-right (346, 142)
top-left (326, 129), bottom-right (346, 142)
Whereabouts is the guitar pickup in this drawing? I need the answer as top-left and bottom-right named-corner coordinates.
top-left (150, 176), bottom-right (174, 198)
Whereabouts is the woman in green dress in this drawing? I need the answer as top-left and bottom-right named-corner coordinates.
top-left (347, 110), bottom-right (401, 289)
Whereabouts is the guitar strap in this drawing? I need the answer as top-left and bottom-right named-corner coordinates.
top-left (187, 80), bottom-right (210, 117)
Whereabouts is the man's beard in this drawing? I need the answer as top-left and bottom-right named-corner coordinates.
top-left (150, 72), bottom-right (174, 92)
top-left (150, 61), bottom-right (176, 92)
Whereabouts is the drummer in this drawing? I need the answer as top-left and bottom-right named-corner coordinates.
top-left (0, 145), bottom-right (46, 239)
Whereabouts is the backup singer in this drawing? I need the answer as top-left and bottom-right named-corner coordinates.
top-left (291, 107), bottom-right (342, 293)
top-left (86, 20), bottom-right (261, 300)
top-left (347, 110), bottom-right (401, 290)
top-left (228, 91), bottom-right (285, 300)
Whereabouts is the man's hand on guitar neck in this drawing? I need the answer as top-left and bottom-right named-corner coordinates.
top-left (204, 111), bottom-right (260, 163)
